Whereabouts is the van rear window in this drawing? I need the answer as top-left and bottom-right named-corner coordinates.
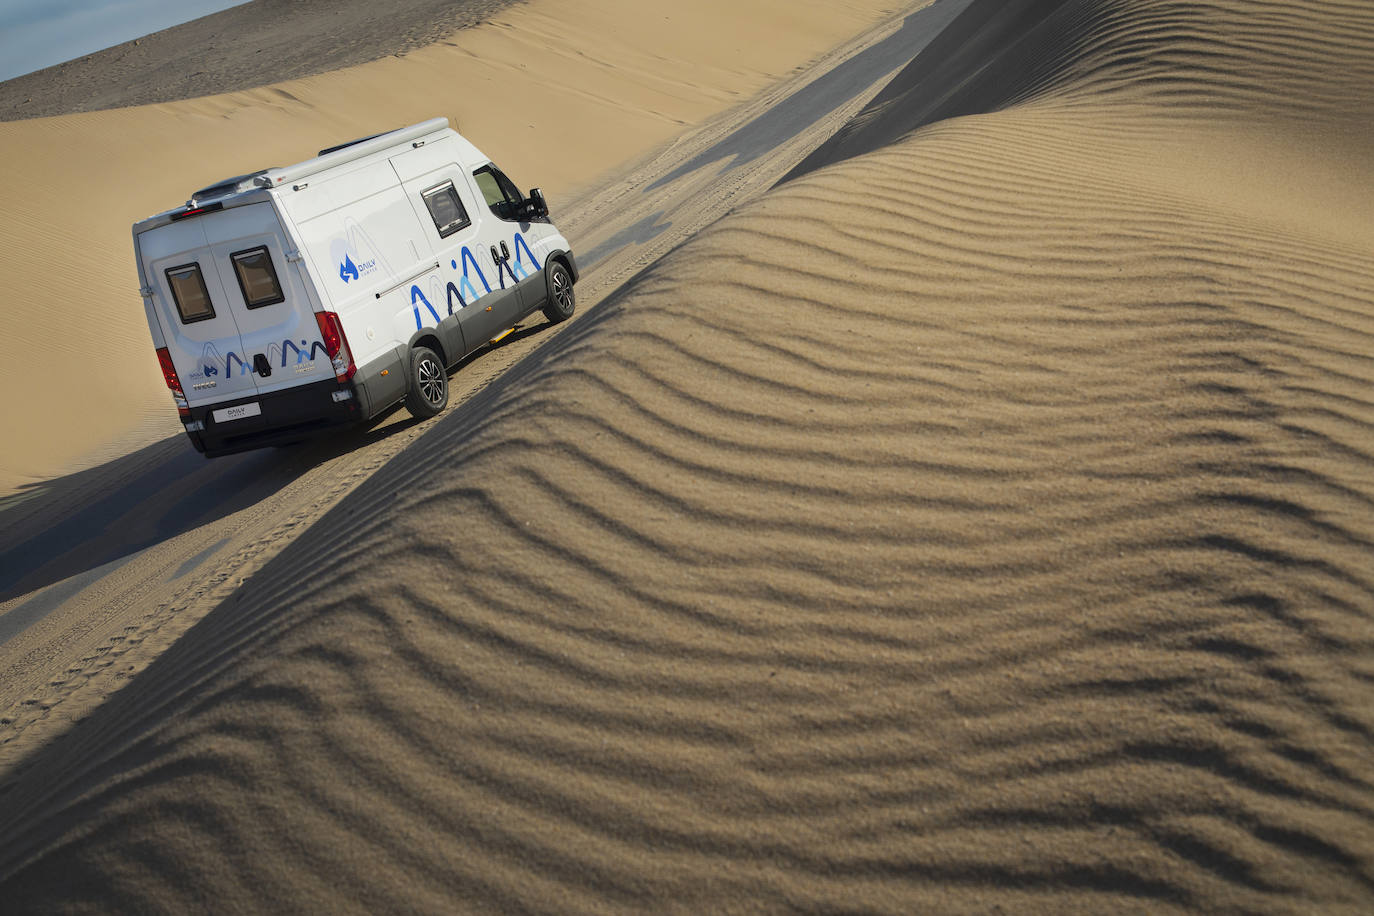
top-left (421, 181), bottom-right (471, 238)
top-left (231, 246), bottom-right (285, 308)
top-left (166, 263), bottom-right (215, 323)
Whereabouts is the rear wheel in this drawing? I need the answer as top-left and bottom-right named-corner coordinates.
top-left (542, 260), bottom-right (575, 323)
top-left (403, 346), bottom-right (448, 419)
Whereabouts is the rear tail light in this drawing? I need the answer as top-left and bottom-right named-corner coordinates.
top-left (155, 347), bottom-right (189, 410)
top-left (315, 311), bottom-right (356, 381)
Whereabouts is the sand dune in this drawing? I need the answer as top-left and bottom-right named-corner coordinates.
top-left (0, 0), bottom-right (524, 121)
top-left (0, 0), bottom-right (903, 496)
top-left (2, 0), bottom-right (1373, 911)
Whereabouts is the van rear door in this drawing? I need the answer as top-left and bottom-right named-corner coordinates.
top-left (199, 201), bottom-right (330, 395)
top-left (139, 217), bottom-right (259, 407)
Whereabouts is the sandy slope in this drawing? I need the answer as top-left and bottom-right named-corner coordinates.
top-left (0, 0), bottom-right (903, 497)
top-left (0, 0), bottom-right (524, 120)
top-left (2, 0), bottom-right (1373, 911)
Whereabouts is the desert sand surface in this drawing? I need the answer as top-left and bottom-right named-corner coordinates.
top-left (0, 0), bottom-right (525, 120)
top-left (0, 0), bottom-right (903, 497)
top-left (2, 0), bottom-right (1372, 911)
top-left (0, 0), bottom-right (933, 792)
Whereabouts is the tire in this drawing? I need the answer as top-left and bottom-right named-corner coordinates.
top-left (542, 260), bottom-right (576, 324)
top-left (403, 346), bottom-right (448, 419)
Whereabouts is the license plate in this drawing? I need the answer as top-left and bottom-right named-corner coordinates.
top-left (212, 401), bottom-right (262, 423)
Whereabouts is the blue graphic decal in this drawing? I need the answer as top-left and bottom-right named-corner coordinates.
top-left (192, 339), bottom-right (327, 380)
top-left (279, 339), bottom-right (311, 366)
top-left (392, 237), bottom-right (541, 330)
top-left (512, 233), bottom-right (541, 276)
top-left (340, 254), bottom-right (360, 283)
top-left (457, 274), bottom-right (482, 303)
top-left (411, 285), bottom-right (442, 330)
top-left (226, 351), bottom-right (252, 377)
top-left (446, 283), bottom-right (466, 315)
top-left (460, 247), bottom-right (491, 297)
top-left (494, 250), bottom-right (516, 289)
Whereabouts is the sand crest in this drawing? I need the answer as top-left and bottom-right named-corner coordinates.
top-left (1, 0), bottom-right (1372, 911)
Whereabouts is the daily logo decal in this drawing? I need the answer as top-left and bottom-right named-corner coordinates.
top-left (330, 218), bottom-right (387, 285)
top-left (340, 254), bottom-right (361, 283)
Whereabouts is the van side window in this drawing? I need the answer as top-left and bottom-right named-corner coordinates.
top-left (231, 246), bottom-right (286, 309)
top-left (421, 180), bottom-right (471, 238)
top-left (472, 164), bottom-right (524, 222)
top-left (166, 263), bottom-right (215, 323)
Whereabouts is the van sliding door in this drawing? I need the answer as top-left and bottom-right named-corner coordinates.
top-left (392, 141), bottom-right (518, 351)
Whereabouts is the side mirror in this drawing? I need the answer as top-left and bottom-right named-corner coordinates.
top-left (527, 187), bottom-right (549, 220)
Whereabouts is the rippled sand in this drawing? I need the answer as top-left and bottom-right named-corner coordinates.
top-left (2, 0), bottom-right (1371, 911)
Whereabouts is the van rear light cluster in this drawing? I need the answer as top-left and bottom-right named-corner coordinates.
top-left (315, 311), bottom-right (356, 381)
top-left (155, 347), bottom-right (189, 411)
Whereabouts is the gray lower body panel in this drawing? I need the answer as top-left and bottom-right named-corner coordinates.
top-left (352, 345), bottom-right (408, 419)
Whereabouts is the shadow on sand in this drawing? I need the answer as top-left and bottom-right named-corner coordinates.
top-left (0, 413), bottom-right (422, 610)
top-left (0, 312), bottom-right (579, 617)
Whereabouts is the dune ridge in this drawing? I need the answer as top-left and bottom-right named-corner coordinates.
top-left (790, 0), bottom-right (1374, 180)
top-left (0, 0), bottom-right (524, 121)
top-left (2, 0), bottom-right (1373, 911)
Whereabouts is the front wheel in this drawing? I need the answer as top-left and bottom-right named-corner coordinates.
top-left (403, 346), bottom-right (448, 419)
top-left (542, 260), bottom-right (576, 324)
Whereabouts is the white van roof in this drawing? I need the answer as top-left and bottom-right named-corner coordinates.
top-left (134, 118), bottom-right (456, 232)
top-left (256, 117), bottom-right (452, 192)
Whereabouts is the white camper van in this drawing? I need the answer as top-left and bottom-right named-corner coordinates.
top-left (133, 118), bottom-right (578, 457)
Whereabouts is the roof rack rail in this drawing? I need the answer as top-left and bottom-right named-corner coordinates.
top-left (317, 132), bottom-right (389, 157)
top-left (255, 118), bottom-right (451, 190)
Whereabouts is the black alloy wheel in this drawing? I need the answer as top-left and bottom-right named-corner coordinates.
top-left (542, 261), bottom-right (576, 323)
top-left (403, 346), bottom-right (448, 419)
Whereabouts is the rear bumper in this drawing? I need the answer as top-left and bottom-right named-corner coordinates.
top-left (184, 378), bottom-right (362, 457)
